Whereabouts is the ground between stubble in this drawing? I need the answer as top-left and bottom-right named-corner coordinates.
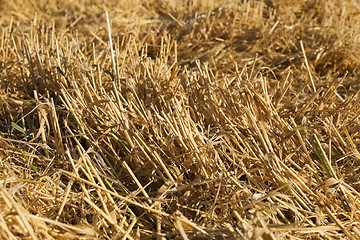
top-left (1, 0), bottom-right (360, 239)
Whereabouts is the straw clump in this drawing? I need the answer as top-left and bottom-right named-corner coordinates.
top-left (1, 0), bottom-right (360, 239)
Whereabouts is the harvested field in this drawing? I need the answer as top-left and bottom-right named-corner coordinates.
top-left (1, 0), bottom-right (360, 239)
